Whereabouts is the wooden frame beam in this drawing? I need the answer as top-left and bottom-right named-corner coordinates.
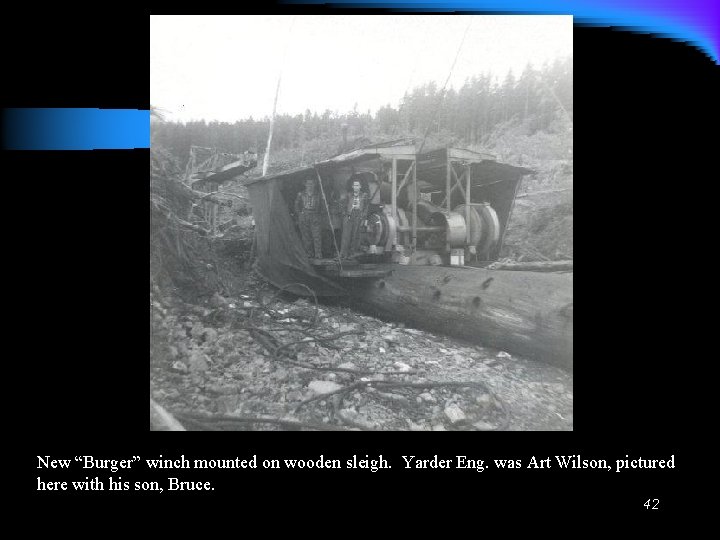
top-left (439, 161), bottom-right (467, 208)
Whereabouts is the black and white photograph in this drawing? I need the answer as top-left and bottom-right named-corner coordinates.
top-left (149, 14), bottom-right (573, 431)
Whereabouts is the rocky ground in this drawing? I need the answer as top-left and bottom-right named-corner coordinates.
top-left (150, 273), bottom-right (573, 431)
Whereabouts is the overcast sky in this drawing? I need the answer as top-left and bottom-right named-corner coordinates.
top-left (151, 15), bottom-right (572, 123)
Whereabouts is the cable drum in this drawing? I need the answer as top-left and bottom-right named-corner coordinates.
top-left (453, 204), bottom-right (484, 246)
top-left (452, 203), bottom-right (500, 256)
top-left (476, 203), bottom-right (500, 256)
top-left (427, 210), bottom-right (467, 247)
top-left (366, 212), bottom-right (389, 247)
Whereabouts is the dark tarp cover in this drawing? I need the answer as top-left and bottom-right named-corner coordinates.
top-left (247, 178), bottom-right (347, 296)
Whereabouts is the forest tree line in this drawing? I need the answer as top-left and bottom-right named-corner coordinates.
top-left (152, 56), bottom-right (572, 165)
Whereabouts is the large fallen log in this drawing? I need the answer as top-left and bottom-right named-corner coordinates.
top-left (487, 260), bottom-right (573, 272)
top-left (516, 187), bottom-right (573, 198)
top-left (347, 265), bottom-right (573, 370)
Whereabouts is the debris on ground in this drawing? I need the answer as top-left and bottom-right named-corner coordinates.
top-left (150, 273), bottom-right (573, 431)
top-left (149, 144), bottom-right (572, 431)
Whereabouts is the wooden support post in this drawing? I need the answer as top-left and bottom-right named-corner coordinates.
top-left (445, 155), bottom-right (452, 253)
top-left (446, 157), bottom-right (451, 215)
top-left (465, 163), bottom-right (471, 244)
top-left (411, 159), bottom-right (417, 260)
top-left (315, 168), bottom-right (343, 270)
top-left (391, 157), bottom-right (398, 247)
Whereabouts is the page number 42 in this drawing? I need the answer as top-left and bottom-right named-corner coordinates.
top-left (644, 499), bottom-right (660, 510)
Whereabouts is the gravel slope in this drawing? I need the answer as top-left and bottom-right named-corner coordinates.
top-left (150, 284), bottom-right (573, 431)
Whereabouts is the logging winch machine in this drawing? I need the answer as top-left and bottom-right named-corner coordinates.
top-left (246, 140), bottom-right (572, 369)
top-left (353, 142), bottom-right (532, 268)
top-left (252, 139), bottom-right (533, 276)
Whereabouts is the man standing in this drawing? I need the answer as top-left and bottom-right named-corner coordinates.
top-left (295, 178), bottom-right (323, 259)
top-left (340, 176), bottom-right (370, 258)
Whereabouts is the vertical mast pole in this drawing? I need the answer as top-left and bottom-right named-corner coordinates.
top-left (261, 17), bottom-right (296, 176)
top-left (262, 76), bottom-right (281, 176)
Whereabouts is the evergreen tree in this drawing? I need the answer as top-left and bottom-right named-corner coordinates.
top-left (150, 56), bottom-right (573, 163)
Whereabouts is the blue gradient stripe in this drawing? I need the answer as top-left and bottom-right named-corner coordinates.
top-left (3, 108), bottom-right (150, 150)
top-left (284, 0), bottom-right (719, 64)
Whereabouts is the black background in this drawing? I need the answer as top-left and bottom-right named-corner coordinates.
top-left (4, 5), bottom-right (716, 518)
